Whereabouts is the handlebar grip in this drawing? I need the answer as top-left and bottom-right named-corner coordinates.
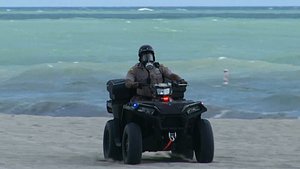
top-left (177, 83), bottom-right (188, 87)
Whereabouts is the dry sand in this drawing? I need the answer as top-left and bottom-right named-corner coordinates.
top-left (0, 114), bottom-right (299, 169)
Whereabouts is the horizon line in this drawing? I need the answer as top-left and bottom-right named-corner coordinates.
top-left (1, 5), bottom-right (300, 8)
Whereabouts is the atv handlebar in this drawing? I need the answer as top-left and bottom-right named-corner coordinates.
top-left (138, 81), bottom-right (188, 88)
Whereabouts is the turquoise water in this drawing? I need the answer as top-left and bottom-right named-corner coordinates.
top-left (0, 7), bottom-right (300, 118)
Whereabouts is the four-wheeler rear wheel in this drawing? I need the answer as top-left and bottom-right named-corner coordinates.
top-left (103, 120), bottom-right (122, 160)
top-left (122, 123), bottom-right (142, 164)
top-left (194, 119), bottom-right (214, 163)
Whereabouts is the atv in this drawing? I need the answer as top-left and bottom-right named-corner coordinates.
top-left (103, 79), bottom-right (214, 164)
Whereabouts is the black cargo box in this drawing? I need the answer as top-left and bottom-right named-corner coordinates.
top-left (107, 79), bottom-right (136, 100)
top-left (164, 78), bottom-right (186, 100)
top-left (172, 85), bottom-right (186, 100)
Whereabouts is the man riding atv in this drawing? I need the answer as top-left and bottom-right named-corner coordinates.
top-left (104, 45), bottom-right (214, 165)
top-left (125, 45), bottom-right (187, 101)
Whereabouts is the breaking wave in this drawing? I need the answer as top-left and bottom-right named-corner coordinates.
top-left (2, 6), bottom-right (300, 20)
top-left (2, 13), bottom-right (300, 20)
top-left (137, 8), bottom-right (154, 12)
top-left (0, 58), bottom-right (300, 118)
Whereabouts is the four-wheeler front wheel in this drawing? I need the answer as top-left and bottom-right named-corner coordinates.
top-left (194, 119), bottom-right (214, 163)
top-left (103, 120), bottom-right (122, 160)
top-left (122, 123), bottom-right (142, 164)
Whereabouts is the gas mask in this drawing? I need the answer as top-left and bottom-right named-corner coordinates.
top-left (140, 53), bottom-right (155, 70)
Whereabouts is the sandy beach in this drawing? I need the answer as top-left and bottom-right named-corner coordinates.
top-left (0, 114), bottom-right (299, 169)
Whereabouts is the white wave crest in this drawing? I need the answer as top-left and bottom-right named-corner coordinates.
top-left (176, 8), bottom-right (188, 11)
top-left (137, 8), bottom-right (154, 11)
top-left (218, 57), bottom-right (227, 60)
top-left (213, 110), bottom-right (230, 119)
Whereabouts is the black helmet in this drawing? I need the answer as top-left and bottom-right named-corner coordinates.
top-left (138, 45), bottom-right (155, 61)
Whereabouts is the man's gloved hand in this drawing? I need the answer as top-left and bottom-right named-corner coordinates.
top-left (178, 79), bottom-right (188, 84)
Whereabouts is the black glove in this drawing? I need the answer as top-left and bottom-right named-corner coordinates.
top-left (154, 62), bottom-right (160, 68)
top-left (178, 79), bottom-right (187, 84)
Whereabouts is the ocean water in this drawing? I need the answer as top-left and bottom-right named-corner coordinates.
top-left (0, 7), bottom-right (300, 118)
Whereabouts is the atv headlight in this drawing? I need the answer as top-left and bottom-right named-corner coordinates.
top-left (182, 103), bottom-right (202, 115)
top-left (137, 106), bottom-right (155, 115)
top-left (186, 105), bottom-right (201, 115)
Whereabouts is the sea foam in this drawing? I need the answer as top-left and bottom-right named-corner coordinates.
top-left (137, 8), bottom-right (154, 12)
